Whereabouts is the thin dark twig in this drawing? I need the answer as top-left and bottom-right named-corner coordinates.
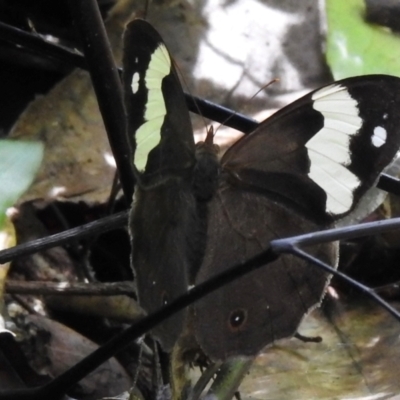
top-left (378, 173), bottom-right (400, 195)
top-left (271, 216), bottom-right (400, 249)
top-left (68, 0), bottom-right (135, 200)
top-left (0, 211), bottom-right (128, 265)
top-left (0, 20), bottom-right (87, 69)
top-left (3, 211), bottom-right (400, 271)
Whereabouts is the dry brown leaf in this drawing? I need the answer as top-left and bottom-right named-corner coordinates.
top-left (27, 314), bottom-right (131, 399)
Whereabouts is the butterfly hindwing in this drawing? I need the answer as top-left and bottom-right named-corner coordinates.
top-left (194, 184), bottom-right (337, 360)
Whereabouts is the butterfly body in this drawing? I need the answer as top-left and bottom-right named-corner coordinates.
top-left (130, 137), bottom-right (220, 351)
top-left (124, 19), bottom-right (400, 361)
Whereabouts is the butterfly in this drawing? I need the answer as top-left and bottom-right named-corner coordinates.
top-left (123, 19), bottom-right (400, 362)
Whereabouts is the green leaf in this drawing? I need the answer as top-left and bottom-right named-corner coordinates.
top-left (0, 140), bottom-right (44, 228)
top-left (326, 0), bottom-right (400, 79)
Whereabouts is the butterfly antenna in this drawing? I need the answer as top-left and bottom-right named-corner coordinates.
top-left (250, 78), bottom-right (280, 101)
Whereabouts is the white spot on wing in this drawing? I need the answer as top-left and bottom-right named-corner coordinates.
top-left (131, 72), bottom-right (140, 94)
top-left (372, 126), bottom-right (386, 147)
top-left (306, 84), bottom-right (362, 214)
top-left (134, 44), bottom-right (171, 170)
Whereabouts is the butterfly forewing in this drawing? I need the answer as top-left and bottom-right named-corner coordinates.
top-left (131, 179), bottom-right (196, 351)
top-left (123, 20), bottom-right (195, 175)
top-left (222, 75), bottom-right (400, 220)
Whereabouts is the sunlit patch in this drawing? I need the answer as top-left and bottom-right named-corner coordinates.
top-left (332, 31), bottom-right (363, 70)
top-left (32, 298), bottom-right (45, 314)
top-left (327, 286), bottom-right (340, 299)
top-left (0, 232), bottom-right (8, 250)
top-left (365, 336), bottom-right (380, 348)
top-left (56, 282), bottom-right (69, 289)
top-left (5, 206), bottom-right (18, 218)
top-left (43, 34), bottom-right (60, 44)
top-left (7, 302), bottom-right (25, 318)
top-left (104, 151), bottom-right (116, 168)
top-left (48, 186), bottom-right (67, 197)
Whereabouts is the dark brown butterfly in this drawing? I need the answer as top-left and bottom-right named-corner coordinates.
top-left (123, 19), bottom-right (400, 361)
